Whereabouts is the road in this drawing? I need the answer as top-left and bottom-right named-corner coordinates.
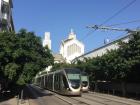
top-left (25, 85), bottom-right (140, 105)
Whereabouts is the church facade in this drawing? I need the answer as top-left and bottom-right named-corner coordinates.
top-left (60, 29), bottom-right (84, 63)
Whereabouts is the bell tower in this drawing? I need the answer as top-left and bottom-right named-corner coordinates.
top-left (43, 32), bottom-right (51, 49)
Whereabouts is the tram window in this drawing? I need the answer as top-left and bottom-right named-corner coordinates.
top-left (58, 74), bottom-right (61, 89)
top-left (54, 75), bottom-right (56, 81)
top-left (67, 74), bottom-right (80, 80)
top-left (62, 75), bottom-right (69, 88)
top-left (57, 75), bottom-right (58, 81)
top-left (56, 75), bottom-right (58, 81)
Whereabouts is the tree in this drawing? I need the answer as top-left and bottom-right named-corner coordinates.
top-left (71, 31), bottom-right (140, 83)
top-left (0, 29), bottom-right (54, 89)
top-left (0, 31), bottom-right (18, 89)
top-left (117, 32), bottom-right (140, 82)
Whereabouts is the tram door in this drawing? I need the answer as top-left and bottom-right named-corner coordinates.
top-left (60, 74), bottom-right (64, 91)
top-left (45, 75), bottom-right (48, 89)
top-left (54, 73), bottom-right (61, 91)
top-left (58, 73), bottom-right (61, 91)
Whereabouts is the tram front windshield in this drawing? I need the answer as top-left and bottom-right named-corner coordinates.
top-left (81, 72), bottom-right (88, 86)
top-left (81, 75), bottom-right (88, 86)
top-left (81, 76), bottom-right (88, 81)
top-left (65, 69), bottom-right (81, 89)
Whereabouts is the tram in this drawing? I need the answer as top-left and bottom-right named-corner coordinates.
top-left (81, 72), bottom-right (89, 92)
top-left (35, 68), bottom-right (82, 96)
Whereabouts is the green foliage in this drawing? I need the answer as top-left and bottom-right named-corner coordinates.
top-left (0, 29), bottom-right (54, 87)
top-left (4, 63), bottom-right (19, 80)
top-left (51, 62), bottom-right (75, 71)
top-left (87, 31), bottom-right (140, 82)
top-left (53, 31), bottom-right (140, 83)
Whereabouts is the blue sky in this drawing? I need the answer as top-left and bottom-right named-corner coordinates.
top-left (13, 0), bottom-right (140, 53)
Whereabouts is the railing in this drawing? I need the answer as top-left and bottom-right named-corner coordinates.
top-left (94, 81), bottom-right (140, 97)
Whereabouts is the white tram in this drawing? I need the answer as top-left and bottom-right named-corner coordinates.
top-left (35, 68), bottom-right (82, 96)
top-left (81, 72), bottom-right (89, 92)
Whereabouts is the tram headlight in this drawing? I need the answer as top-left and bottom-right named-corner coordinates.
top-left (67, 88), bottom-right (70, 91)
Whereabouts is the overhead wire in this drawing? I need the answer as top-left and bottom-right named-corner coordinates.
top-left (81, 0), bottom-right (137, 41)
top-left (99, 0), bottom-right (137, 26)
top-left (107, 19), bottom-right (140, 27)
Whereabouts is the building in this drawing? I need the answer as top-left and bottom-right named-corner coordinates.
top-left (0, 0), bottom-right (14, 92)
top-left (43, 32), bottom-right (51, 49)
top-left (42, 32), bottom-right (66, 64)
top-left (72, 33), bottom-right (131, 63)
top-left (60, 29), bottom-right (84, 63)
top-left (0, 0), bottom-right (14, 32)
top-left (53, 53), bottom-right (66, 63)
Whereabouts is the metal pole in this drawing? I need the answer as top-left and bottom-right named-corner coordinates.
top-left (17, 95), bottom-right (19, 105)
top-left (20, 89), bottom-right (24, 104)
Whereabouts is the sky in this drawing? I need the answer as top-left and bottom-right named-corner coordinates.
top-left (13, 0), bottom-right (140, 53)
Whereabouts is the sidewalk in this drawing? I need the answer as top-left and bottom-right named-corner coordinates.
top-left (0, 96), bottom-right (29, 105)
top-left (0, 84), bottom-right (41, 105)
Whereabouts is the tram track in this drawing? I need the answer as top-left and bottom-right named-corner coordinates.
top-left (54, 94), bottom-right (89, 105)
top-left (33, 85), bottom-right (127, 105)
top-left (33, 85), bottom-right (87, 105)
top-left (69, 96), bottom-right (104, 105)
top-left (45, 89), bottom-right (101, 105)
top-left (30, 85), bottom-right (140, 105)
top-left (33, 84), bottom-right (105, 105)
top-left (46, 90), bottom-right (89, 105)
top-left (53, 91), bottom-right (117, 105)
top-left (50, 90), bottom-right (137, 105)
top-left (87, 91), bottom-right (140, 105)
top-left (81, 93), bottom-right (130, 105)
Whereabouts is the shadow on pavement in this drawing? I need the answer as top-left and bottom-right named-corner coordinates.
top-left (0, 91), bottom-right (15, 102)
top-left (24, 85), bottom-right (54, 100)
top-left (0, 84), bottom-right (53, 103)
top-left (0, 84), bottom-right (24, 102)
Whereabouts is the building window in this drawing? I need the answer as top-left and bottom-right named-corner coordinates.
top-left (1, 1), bottom-right (9, 14)
top-left (0, 19), bottom-right (8, 31)
top-left (67, 43), bottom-right (81, 56)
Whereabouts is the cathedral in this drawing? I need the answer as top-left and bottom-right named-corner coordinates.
top-left (60, 29), bottom-right (84, 63)
top-left (43, 29), bottom-right (84, 63)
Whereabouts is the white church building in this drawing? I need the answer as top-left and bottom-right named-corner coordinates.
top-left (42, 29), bottom-right (84, 63)
top-left (60, 29), bottom-right (84, 63)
